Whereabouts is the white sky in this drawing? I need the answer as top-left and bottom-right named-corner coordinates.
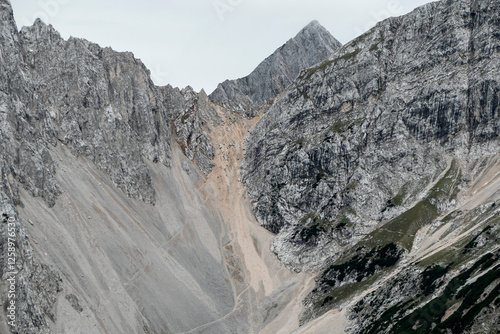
top-left (10, 0), bottom-right (435, 93)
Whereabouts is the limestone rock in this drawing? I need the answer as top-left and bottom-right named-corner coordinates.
top-left (210, 20), bottom-right (342, 111)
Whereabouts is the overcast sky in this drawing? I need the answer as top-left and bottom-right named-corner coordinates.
top-left (10, 0), bottom-right (435, 93)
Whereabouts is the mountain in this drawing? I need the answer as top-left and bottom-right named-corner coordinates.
top-left (0, 0), bottom-right (499, 333)
top-left (242, 0), bottom-right (500, 331)
top-left (209, 20), bottom-right (342, 110)
top-left (0, 2), bottom-right (337, 333)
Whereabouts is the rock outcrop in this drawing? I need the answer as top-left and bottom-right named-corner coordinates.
top-left (0, 205), bottom-right (62, 334)
top-left (165, 86), bottom-right (223, 175)
top-left (210, 20), bottom-right (342, 112)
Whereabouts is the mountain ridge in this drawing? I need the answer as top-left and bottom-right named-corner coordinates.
top-left (0, 5), bottom-right (337, 333)
top-left (209, 20), bottom-right (342, 110)
top-left (242, 0), bottom-right (500, 330)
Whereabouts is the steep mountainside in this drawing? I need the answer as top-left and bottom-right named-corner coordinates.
top-left (0, 1), bottom-right (335, 333)
top-left (210, 20), bottom-right (342, 112)
top-left (243, 0), bottom-right (499, 270)
top-left (242, 0), bottom-right (500, 331)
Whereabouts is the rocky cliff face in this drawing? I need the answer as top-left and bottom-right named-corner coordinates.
top-left (2, 14), bottom-right (221, 209)
top-left (2, 15), bottom-right (168, 206)
top-left (242, 0), bottom-right (500, 270)
top-left (165, 86), bottom-right (223, 175)
top-left (242, 0), bottom-right (499, 331)
top-left (0, 0), bottom-right (227, 331)
top-left (210, 20), bottom-right (342, 112)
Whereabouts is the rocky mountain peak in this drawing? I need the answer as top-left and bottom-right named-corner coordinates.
top-left (242, 0), bottom-right (500, 328)
top-left (209, 20), bottom-right (342, 109)
top-left (20, 18), bottom-right (64, 46)
top-left (296, 20), bottom-right (337, 47)
top-left (295, 20), bottom-right (327, 37)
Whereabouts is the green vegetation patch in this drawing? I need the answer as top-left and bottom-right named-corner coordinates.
top-left (295, 137), bottom-right (306, 148)
top-left (366, 199), bottom-right (439, 250)
top-left (313, 167), bottom-right (328, 189)
top-left (369, 32), bottom-right (386, 52)
top-left (326, 121), bottom-right (352, 134)
top-left (420, 264), bottom-right (450, 296)
top-left (318, 271), bottom-right (385, 311)
top-left (334, 48), bottom-right (361, 63)
top-left (345, 180), bottom-right (359, 192)
top-left (361, 161), bottom-right (462, 251)
top-left (463, 225), bottom-right (493, 253)
top-left (417, 244), bottom-right (461, 269)
top-left (336, 215), bottom-right (351, 229)
top-left (362, 299), bottom-right (414, 334)
top-left (300, 48), bottom-right (362, 81)
top-left (360, 252), bottom-right (499, 334)
top-left (300, 90), bottom-right (310, 100)
top-left (391, 194), bottom-right (403, 206)
top-left (427, 159), bottom-right (461, 201)
top-left (312, 243), bottom-right (403, 314)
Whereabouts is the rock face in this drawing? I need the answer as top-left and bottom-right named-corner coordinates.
top-left (0, 205), bottom-right (62, 334)
top-left (165, 86), bottom-right (223, 175)
top-left (0, 0), bottom-right (226, 331)
top-left (3, 16), bottom-right (168, 206)
top-left (241, 0), bottom-right (500, 331)
top-left (1, 7), bottom-right (222, 207)
top-left (242, 0), bottom-right (500, 271)
top-left (210, 20), bottom-right (342, 110)
top-left (302, 207), bottom-right (500, 332)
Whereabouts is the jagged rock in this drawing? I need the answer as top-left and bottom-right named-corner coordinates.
top-left (19, 19), bottom-right (176, 205)
top-left (1, 4), bottom-right (176, 207)
top-left (171, 87), bottom-right (222, 175)
top-left (0, 0), bottom-right (61, 208)
top-left (210, 20), bottom-right (342, 112)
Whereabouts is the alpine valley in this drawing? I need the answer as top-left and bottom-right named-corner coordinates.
top-left (0, 0), bottom-right (499, 333)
